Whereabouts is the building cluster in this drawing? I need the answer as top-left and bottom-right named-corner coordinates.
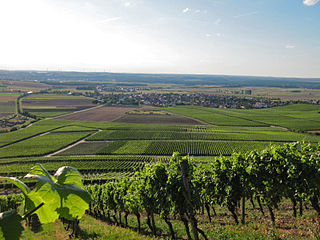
top-left (91, 92), bottom-right (288, 109)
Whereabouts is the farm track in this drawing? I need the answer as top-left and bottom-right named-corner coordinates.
top-left (45, 129), bottom-right (102, 157)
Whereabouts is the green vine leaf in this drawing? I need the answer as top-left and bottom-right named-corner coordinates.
top-left (0, 210), bottom-right (23, 240)
top-left (25, 164), bottom-right (91, 223)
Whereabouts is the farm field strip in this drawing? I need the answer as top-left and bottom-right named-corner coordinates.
top-left (21, 93), bottom-right (97, 118)
top-left (97, 140), bottom-right (279, 156)
top-left (0, 119), bottom-right (111, 147)
top-left (46, 130), bottom-right (100, 157)
top-left (0, 121), bottom-right (71, 147)
top-left (0, 160), bottom-right (146, 176)
top-left (56, 141), bottom-right (111, 155)
top-left (0, 155), bottom-right (164, 166)
top-left (0, 131), bottom-right (93, 158)
top-left (166, 104), bottom-right (320, 131)
top-left (114, 112), bottom-right (205, 125)
top-left (55, 105), bottom-right (135, 122)
top-left (87, 129), bottom-right (320, 142)
top-left (166, 106), bottom-right (266, 126)
top-left (51, 125), bottom-right (99, 132)
top-left (28, 112), bottom-right (69, 118)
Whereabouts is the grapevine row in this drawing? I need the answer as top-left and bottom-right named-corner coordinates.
top-left (88, 141), bottom-right (320, 239)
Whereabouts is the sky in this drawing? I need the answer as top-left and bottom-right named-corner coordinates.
top-left (0, 0), bottom-right (319, 78)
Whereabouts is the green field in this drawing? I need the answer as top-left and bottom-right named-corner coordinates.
top-left (0, 131), bottom-right (92, 158)
top-left (28, 111), bottom-right (69, 118)
top-left (166, 104), bottom-right (320, 131)
top-left (97, 140), bottom-right (277, 156)
top-left (87, 128), bottom-right (319, 142)
top-left (56, 141), bottom-right (109, 155)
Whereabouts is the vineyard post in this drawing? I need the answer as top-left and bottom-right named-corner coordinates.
top-left (180, 158), bottom-right (199, 240)
top-left (241, 195), bottom-right (245, 224)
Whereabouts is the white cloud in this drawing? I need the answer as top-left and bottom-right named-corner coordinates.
top-left (303, 0), bottom-right (320, 6)
top-left (205, 34), bottom-right (211, 37)
top-left (182, 8), bottom-right (190, 13)
top-left (285, 44), bottom-right (296, 49)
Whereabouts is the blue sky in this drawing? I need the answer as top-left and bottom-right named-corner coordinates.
top-left (0, 0), bottom-right (319, 77)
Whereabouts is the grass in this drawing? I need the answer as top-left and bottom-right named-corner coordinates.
top-left (21, 215), bottom-right (155, 240)
top-left (29, 112), bottom-right (69, 118)
top-left (19, 199), bottom-right (320, 240)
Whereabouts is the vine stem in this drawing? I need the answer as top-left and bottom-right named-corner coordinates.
top-left (22, 202), bottom-right (45, 220)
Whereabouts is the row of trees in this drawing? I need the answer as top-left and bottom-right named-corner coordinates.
top-left (87, 142), bottom-right (320, 239)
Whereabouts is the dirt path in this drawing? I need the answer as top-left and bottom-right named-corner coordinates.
top-left (270, 125), bottom-right (289, 130)
top-left (45, 129), bottom-right (102, 157)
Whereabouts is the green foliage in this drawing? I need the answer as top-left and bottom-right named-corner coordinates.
top-left (0, 165), bottom-right (91, 240)
top-left (25, 165), bottom-right (92, 222)
top-left (88, 142), bottom-right (320, 238)
top-left (0, 210), bottom-right (23, 240)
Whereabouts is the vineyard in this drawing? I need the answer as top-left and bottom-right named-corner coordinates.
top-left (166, 104), bottom-right (320, 131)
top-left (86, 142), bottom-right (320, 239)
top-left (97, 140), bottom-right (278, 156)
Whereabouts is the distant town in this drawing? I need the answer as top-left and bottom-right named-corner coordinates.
top-left (63, 86), bottom-right (320, 109)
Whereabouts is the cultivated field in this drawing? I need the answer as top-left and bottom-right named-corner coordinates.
top-left (4, 80), bottom-right (50, 92)
top-left (56, 106), bottom-right (135, 122)
top-left (166, 104), bottom-right (320, 131)
top-left (115, 113), bottom-right (205, 125)
top-left (21, 93), bottom-right (96, 117)
top-left (0, 93), bottom-right (18, 117)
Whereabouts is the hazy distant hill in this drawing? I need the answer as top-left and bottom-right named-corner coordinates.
top-left (0, 70), bottom-right (320, 88)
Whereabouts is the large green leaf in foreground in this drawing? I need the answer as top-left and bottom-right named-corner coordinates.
top-left (25, 165), bottom-right (92, 223)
